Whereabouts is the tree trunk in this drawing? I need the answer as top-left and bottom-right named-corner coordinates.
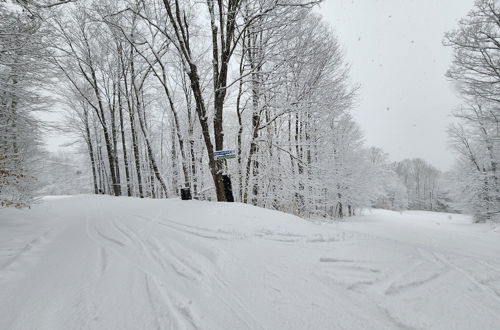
top-left (131, 63), bottom-right (169, 198)
top-left (121, 49), bottom-right (144, 198)
top-left (83, 106), bottom-right (98, 194)
top-left (118, 82), bottom-right (132, 197)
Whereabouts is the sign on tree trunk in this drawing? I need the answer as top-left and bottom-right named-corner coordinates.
top-left (214, 150), bottom-right (236, 161)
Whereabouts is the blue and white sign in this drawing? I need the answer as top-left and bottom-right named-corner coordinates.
top-left (214, 149), bottom-right (236, 160)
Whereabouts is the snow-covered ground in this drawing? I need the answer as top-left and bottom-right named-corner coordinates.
top-left (1, 196), bottom-right (499, 330)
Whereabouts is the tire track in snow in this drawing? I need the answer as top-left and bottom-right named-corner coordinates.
top-left (384, 248), bottom-right (448, 296)
top-left (0, 227), bottom-right (61, 285)
top-left (377, 306), bottom-right (421, 330)
top-left (144, 274), bottom-right (176, 330)
top-left (145, 237), bottom-right (201, 282)
top-left (136, 215), bottom-right (265, 329)
top-left (99, 247), bottom-right (107, 276)
top-left (479, 260), bottom-right (500, 273)
top-left (385, 270), bottom-right (442, 296)
top-left (149, 275), bottom-right (199, 330)
top-left (431, 251), bottom-right (500, 304)
top-left (314, 270), bottom-right (418, 330)
top-left (0, 230), bottom-right (52, 271)
top-left (112, 218), bottom-right (148, 254)
top-left (142, 242), bottom-right (202, 329)
top-left (116, 218), bottom-right (207, 284)
top-left (94, 223), bottom-right (125, 247)
top-left (337, 225), bottom-right (500, 306)
top-left (85, 217), bottom-right (199, 329)
top-left (426, 251), bottom-right (500, 322)
top-left (317, 256), bottom-right (384, 293)
top-left (156, 221), bottom-right (234, 241)
top-left (114, 219), bottom-right (198, 285)
top-left (209, 272), bottom-right (266, 330)
top-left (144, 214), bottom-right (251, 242)
top-left (109, 216), bottom-right (205, 329)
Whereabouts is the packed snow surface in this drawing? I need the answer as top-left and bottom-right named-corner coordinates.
top-left (1, 196), bottom-right (500, 329)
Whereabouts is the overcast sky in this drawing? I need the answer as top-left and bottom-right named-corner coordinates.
top-left (319, 0), bottom-right (475, 170)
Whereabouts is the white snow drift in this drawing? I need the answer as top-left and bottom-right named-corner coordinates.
top-left (1, 195), bottom-right (499, 329)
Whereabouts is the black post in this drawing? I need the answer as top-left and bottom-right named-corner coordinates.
top-left (181, 187), bottom-right (192, 200)
top-left (222, 175), bottom-right (234, 202)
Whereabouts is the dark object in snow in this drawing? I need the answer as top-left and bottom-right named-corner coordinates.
top-left (181, 187), bottom-right (192, 200)
top-left (222, 175), bottom-right (234, 202)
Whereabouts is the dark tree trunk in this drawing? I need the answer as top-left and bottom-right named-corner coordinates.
top-left (110, 83), bottom-right (122, 195)
top-left (118, 83), bottom-right (132, 197)
top-left (83, 107), bottom-right (98, 194)
top-left (121, 49), bottom-right (144, 198)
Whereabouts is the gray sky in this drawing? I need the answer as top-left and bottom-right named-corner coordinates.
top-left (320, 0), bottom-right (475, 170)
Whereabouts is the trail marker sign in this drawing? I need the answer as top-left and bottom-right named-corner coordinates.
top-left (214, 149), bottom-right (236, 160)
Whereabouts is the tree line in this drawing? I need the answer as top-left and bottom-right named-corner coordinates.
top-left (445, 0), bottom-right (500, 222)
top-left (1, 0), bottom-right (472, 221)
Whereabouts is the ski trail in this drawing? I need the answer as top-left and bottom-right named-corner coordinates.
top-left (85, 218), bottom-right (200, 329)
top-left (156, 220), bottom-right (234, 241)
top-left (377, 306), bottom-right (421, 330)
top-left (0, 230), bottom-right (52, 271)
top-left (99, 247), bottom-right (107, 276)
top-left (384, 247), bottom-right (449, 296)
top-left (432, 251), bottom-right (500, 304)
top-left (133, 214), bottom-right (266, 329)
top-left (2, 197), bottom-right (500, 329)
top-left (94, 223), bottom-right (125, 247)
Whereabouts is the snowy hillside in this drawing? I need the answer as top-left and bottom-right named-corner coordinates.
top-left (1, 196), bottom-right (500, 329)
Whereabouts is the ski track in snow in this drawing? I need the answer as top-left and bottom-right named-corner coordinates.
top-left (1, 196), bottom-right (500, 329)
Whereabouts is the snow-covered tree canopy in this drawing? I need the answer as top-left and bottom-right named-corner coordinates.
top-left (445, 0), bottom-right (500, 222)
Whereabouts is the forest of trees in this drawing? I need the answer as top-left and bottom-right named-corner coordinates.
top-left (0, 0), bottom-right (54, 207)
top-left (1, 0), bottom-right (498, 223)
top-left (45, 0), bottom-right (365, 218)
top-left (445, 0), bottom-right (500, 222)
